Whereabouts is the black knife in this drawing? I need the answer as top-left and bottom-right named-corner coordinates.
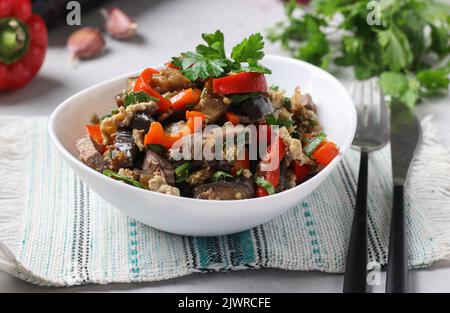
top-left (386, 98), bottom-right (421, 293)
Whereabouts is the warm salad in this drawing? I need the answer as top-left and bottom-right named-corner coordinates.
top-left (76, 31), bottom-right (339, 200)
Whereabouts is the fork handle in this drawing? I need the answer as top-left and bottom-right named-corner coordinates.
top-left (386, 184), bottom-right (408, 293)
top-left (343, 150), bottom-right (368, 293)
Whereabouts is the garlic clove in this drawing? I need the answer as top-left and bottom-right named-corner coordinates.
top-left (102, 7), bottom-right (138, 40)
top-left (67, 27), bottom-right (105, 60)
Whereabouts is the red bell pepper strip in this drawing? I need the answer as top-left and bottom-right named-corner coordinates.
top-left (185, 110), bottom-right (206, 133)
top-left (256, 187), bottom-right (268, 197)
top-left (312, 140), bottom-right (339, 166)
top-left (144, 111), bottom-right (205, 149)
top-left (256, 137), bottom-right (285, 197)
top-left (85, 124), bottom-right (103, 145)
top-left (257, 123), bottom-right (272, 146)
top-left (0, 0), bottom-right (47, 91)
top-left (291, 160), bottom-right (309, 184)
top-left (144, 122), bottom-right (182, 149)
top-left (133, 67), bottom-right (172, 112)
top-left (225, 111), bottom-right (240, 125)
top-left (231, 147), bottom-right (250, 176)
top-left (170, 88), bottom-right (202, 110)
top-left (212, 72), bottom-right (267, 95)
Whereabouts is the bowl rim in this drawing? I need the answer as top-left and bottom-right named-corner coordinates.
top-left (48, 54), bottom-right (356, 204)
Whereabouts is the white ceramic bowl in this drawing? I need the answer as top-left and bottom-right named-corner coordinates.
top-left (49, 55), bottom-right (356, 236)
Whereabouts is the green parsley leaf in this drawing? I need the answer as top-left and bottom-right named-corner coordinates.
top-left (416, 66), bottom-right (450, 97)
top-left (231, 33), bottom-right (271, 74)
top-left (265, 113), bottom-right (294, 128)
top-left (377, 28), bottom-right (413, 72)
top-left (124, 91), bottom-right (159, 107)
top-left (172, 30), bottom-right (272, 80)
top-left (228, 92), bottom-right (262, 105)
top-left (255, 176), bottom-right (276, 195)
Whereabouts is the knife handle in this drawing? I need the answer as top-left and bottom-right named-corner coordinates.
top-left (343, 150), bottom-right (368, 293)
top-left (386, 184), bottom-right (408, 293)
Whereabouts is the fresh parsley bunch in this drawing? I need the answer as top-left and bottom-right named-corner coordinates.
top-left (268, 0), bottom-right (450, 107)
top-left (172, 30), bottom-right (271, 81)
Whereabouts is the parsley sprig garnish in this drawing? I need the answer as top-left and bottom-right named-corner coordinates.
top-left (172, 30), bottom-right (271, 81)
top-left (268, 0), bottom-right (450, 108)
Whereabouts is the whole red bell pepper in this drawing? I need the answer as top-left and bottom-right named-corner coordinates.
top-left (213, 72), bottom-right (267, 95)
top-left (0, 0), bottom-right (47, 91)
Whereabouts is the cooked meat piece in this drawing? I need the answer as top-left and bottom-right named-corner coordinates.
top-left (186, 166), bottom-right (215, 186)
top-left (300, 93), bottom-right (316, 112)
top-left (76, 135), bottom-right (105, 172)
top-left (118, 168), bottom-right (141, 180)
top-left (100, 102), bottom-right (159, 144)
top-left (150, 68), bottom-right (191, 93)
top-left (278, 127), bottom-right (303, 161)
top-left (147, 171), bottom-right (180, 196)
top-left (142, 150), bottom-right (175, 185)
top-left (276, 161), bottom-right (296, 192)
top-left (291, 88), bottom-right (320, 133)
top-left (113, 128), bottom-right (138, 168)
top-left (269, 88), bottom-right (286, 109)
top-left (193, 91), bottom-right (230, 123)
top-left (194, 181), bottom-right (255, 200)
top-left (129, 111), bottom-right (154, 132)
top-left (115, 92), bottom-right (125, 107)
top-left (233, 95), bottom-right (274, 122)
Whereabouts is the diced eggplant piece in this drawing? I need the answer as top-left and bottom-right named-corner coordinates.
top-left (193, 91), bottom-right (230, 123)
top-left (194, 181), bottom-right (255, 200)
top-left (141, 150), bottom-right (175, 185)
top-left (233, 95), bottom-right (274, 122)
top-left (276, 161), bottom-right (296, 192)
top-left (216, 160), bottom-right (234, 173)
top-left (150, 68), bottom-right (192, 94)
top-left (76, 135), bottom-right (105, 172)
top-left (113, 128), bottom-right (138, 168)
top-left (129, 111), bottom-right (154, 132)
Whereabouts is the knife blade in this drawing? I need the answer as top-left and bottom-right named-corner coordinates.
top-left (386, 98), bottom-right (421, 293)
top-left (390, 99), bottom-right (421, 185)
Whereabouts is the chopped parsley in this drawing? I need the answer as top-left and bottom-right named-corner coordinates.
top-left (103, 169), bottom-right (144, 189)
top-left (124, 91), bottom-right (159, 107)
top-left (255, 176), bottom-right (276, 195)
top-left (265, 113), bottom-right (294, 128)
top-left (175, 162), bottom-right (191, 183)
